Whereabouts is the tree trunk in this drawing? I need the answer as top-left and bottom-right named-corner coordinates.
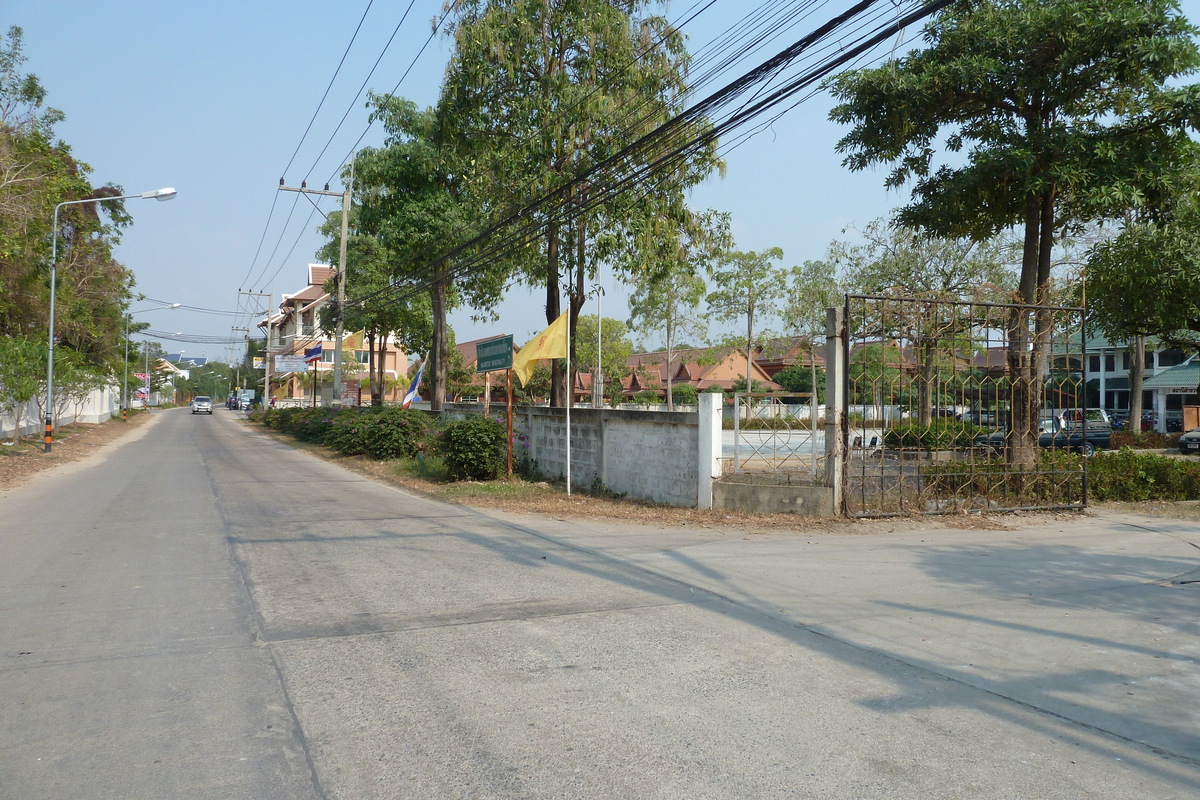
top-left (1007, 188), bottom-right (1055, 470)
top-left (917, 338), bottom-right (935, 428)
top-left (430, 274), bottom-right (449, 411)
top-left (1129, 334), bottom-right (1145, 431)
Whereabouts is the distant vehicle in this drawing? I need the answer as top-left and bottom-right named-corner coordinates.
top-left (226, 391), bottom-right (238, 409)
top-left (974, 416), bottom-right (1110, 457)
top-left (1058, 408), bottom-right (1111, 427)
top-left (191, 396), bottom-right (213, 415)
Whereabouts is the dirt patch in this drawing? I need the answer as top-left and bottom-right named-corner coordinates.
top-left (0, 412), bottom-right (154, 490)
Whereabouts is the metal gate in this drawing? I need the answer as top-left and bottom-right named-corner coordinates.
top-left (730, 393), bottom-right (820, 478)
top-left (839, 295), bottom-right (1089, 516)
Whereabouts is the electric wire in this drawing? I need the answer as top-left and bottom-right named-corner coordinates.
top-left (301, 0), bottom-right (419, 184)
top-left (282, 0), bottom-right (377, 178)
top-left (343, 0), bottom-right (948, 318)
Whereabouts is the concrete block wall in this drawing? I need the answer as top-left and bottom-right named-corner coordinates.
top-left (0, 385), bottom-right (120, 439)
top-left (516, 399), bottom-right (720, 508)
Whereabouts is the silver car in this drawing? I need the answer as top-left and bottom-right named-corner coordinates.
top-left (191, 395), bottom-right (213, 415)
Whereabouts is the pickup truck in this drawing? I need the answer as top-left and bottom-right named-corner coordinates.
top-left (973, 417), bottom-right (1112, 457)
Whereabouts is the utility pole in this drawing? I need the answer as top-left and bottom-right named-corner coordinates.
top-left (231, 326), bottom-right (249, 398)
top-left (240, 291), bottom-right (272, 406)
top-left (279, 168), bottom-right (352, 408)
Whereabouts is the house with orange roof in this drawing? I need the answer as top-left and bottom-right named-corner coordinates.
top-left (261, 263), bottom-right (410, 404)
top-left (622, 346), bottom-right (781, 400)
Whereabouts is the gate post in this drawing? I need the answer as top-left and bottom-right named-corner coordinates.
top-left (696, 391), bottom-right (722, 509)
top-left (824, 305), bottom-right (847, 516)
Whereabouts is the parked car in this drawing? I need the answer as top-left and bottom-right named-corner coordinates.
top-left (191, 395), bottom-right (213, 415)
top-left (974, 416), bottom-right (1110, 457)
top-left (1178, 427), bottom-right (1200, 454)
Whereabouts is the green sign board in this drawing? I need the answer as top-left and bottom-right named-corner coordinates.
top-left (476, 335), bottom-right (513, 373)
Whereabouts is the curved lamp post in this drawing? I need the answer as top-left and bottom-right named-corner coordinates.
top-left (46, 187), bottom-right (176, 452)
top-left (123, 303), bottom-right (180, 420)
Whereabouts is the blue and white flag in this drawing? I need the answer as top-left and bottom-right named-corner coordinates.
top-left (303, 344), bottom-right (323, 363)
top-left (402, 357), bottom-right (425, 409)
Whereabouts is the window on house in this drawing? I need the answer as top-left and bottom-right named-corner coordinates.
top-left (1146, 351), bottom-right (1155, 369)
top-left (355, 350), bottom-right (369, 363)
top-left (1122, 352), bottom-right (1130, 370)
top-left (321, 351), bottom-right (335, 363)
top-left (1088, 355), bottom-right (1100, 373)
top-left (1104, 354), bottom-right (1115, 372)
top-left (1158, 349), bottom-right (1184, 367)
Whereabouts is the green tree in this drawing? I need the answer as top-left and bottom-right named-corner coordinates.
top-left (833, 220), bottom-right (1013, 425)
top-left (573, 315), bottom-right (633, 404)
top-left (316, 196), bottom-right (433, 407)
top-left (828, 0), bottom-right (1200, 467)
top-left (0, 25), bottom-right (137, 384)
top-left (706, 247), bottom-right (789, 393)
top-left (774, 364), bottom-right (825, 404)
top-left (0, 335), bottom-right (42, 440)
top-left (627, 210), bottom-right (724, 410)
top-left (782, 256), bottom-right (840, 417)
top-left (1087, 182), bottom-right (1200, 398)
top-left (440, 0), bottom-right (719, 408)
top-left (343, 94), bottom-right (480, 410)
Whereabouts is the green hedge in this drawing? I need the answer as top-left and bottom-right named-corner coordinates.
top-left (256, 405), bottom-right (438, 460)
top-left (924, 447), bottom-right (1200, 503)
top-left (1087, 448), bottom-right (1200, 501)
top-left (884, 419), bottom-right (983, 450)
top-left (923, 450), bottom-right (1084, 506)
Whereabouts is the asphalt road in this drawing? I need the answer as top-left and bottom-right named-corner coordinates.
top-left (1, 408), bottom-right (1198, 799)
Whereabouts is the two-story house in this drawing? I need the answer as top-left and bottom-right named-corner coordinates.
top-left (261, 264), bottom-right (410, 405)
top-left (1085, 334), bottom-right (1197, 431)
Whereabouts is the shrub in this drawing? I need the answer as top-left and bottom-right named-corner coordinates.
top-left (632, 390), bottom-right (662, 405)
top-left (322, 407), bottom-right (375, 455)
top-left (670, 384), bottom-right (698, 405)
top-left (884, 419), bottom-right (982, 450)
top-left (1087, 448), bottom-right (1200, 502)
top-left (439, 415), bottom-right (507, 481)
top-left (361, 407), bottom-right (436, 460)
top-left (923, 450), bottom-right (1085, 506)
top-left (1109, 430), bottom-right (1182, 450)
top-left (292, 407), bottom-right (338, 443)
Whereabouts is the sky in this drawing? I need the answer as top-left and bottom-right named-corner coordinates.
top-left (14, 0), bottom-right (926, 363)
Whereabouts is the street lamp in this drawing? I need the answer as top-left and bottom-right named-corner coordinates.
top-left (123, 303), bottom-right (180, 420)
top-left (45, 187), bottom-right (177, 452)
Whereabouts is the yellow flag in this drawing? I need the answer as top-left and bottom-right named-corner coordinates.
top-left (344, 330), bottom-right (364, 350)
top-left (512, 311), bottom-right (569, 387)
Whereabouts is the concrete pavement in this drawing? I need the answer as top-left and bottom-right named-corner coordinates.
top-left (1, 407), bottom-right (1197, 798)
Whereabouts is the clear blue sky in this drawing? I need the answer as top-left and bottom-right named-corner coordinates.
top-left (17, 1), bottom-right (916, 362)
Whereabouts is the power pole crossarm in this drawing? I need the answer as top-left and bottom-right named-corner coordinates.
top-left (279, 173), bottom-right (352, 408)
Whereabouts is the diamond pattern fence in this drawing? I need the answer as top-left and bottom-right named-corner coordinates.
top-left (841, 294), bottom-right (1090, 516)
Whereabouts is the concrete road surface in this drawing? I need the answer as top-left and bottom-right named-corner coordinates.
top-left (1, 408), bottom-right (1197, 799)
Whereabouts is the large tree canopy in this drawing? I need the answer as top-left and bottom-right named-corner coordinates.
top-left (0, 25), bottom-right (138, 414)
top-left (439, 0), bottom-right (719, 406)
top-left (828, 0), bottom-right (1200, 466)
